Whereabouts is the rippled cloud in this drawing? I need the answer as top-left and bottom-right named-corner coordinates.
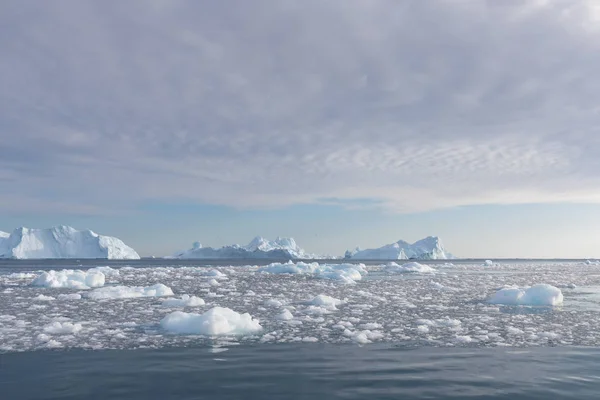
top-left (1, 0), bottom-right (600, 214)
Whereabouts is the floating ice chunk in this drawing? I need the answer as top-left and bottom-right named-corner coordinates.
top-left (258, 262), bottom-right (366, 283)
top-left (455, 335), bottom-right (473, 343)
top-left (86, 284), bottom-right (174, 300)
top-left (58, 293), bottom-right (82, 300)
top-left (417, 325), bottom-right (430, 333)
top-left (208, 279), bottom-right (220, 286)
top-left (202, 269), bottom-right (227, 278)
top-left (34, 294), bottom-right (55, 301)
top-left (161, 295), bottom-right (205, 307)
top-left (489, 284), bottom-right (563, 306)
top-left (160, 307), bottom-right (262, 335)
top-left (31, 269), bottom-right (105, 289)
top-left (88, 266), bottom-right (120, 279)
top-left (307, 295), bottom-right (344, 310)
top-left (484, 260), bottom-right (494, 266)
top-left (6, 272), bottom-right (36, 279)
top-left (276, 309), bottom-right (294, 321)
top-left (264, 299), bottom-right (283, 308)
top-left (386, 262), bottom-right (435, 273)
top-left (43, 321), bottom-right (82, 335)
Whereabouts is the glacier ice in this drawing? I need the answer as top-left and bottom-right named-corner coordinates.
top-left (0, 226), bottom-right (139, 260)
top-left (160, 307), bottom-right (262, 335)
top-left (173, 236), bottom-right (316, 259)
top-left (31, 270), bottom-right (106, 289)
top-left (346, 236), bottom-right (453, 260)
top-left (489, 284), bottom-right (564, 306)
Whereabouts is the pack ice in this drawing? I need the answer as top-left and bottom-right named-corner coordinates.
top-left (0, 226), bottom-right (140, 259)
top-left (346, 236), bottom-right (453, 260)
top-left (173, 236), bottom-right (316, 259)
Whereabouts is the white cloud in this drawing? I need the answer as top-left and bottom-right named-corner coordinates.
top-left (1, 0), bottom-right (600, 214)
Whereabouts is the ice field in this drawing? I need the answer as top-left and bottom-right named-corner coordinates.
top-left (2, 260), bottom-right (600, 353)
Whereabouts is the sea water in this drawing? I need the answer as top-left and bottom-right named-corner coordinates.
top-left (2, 259), bottom-right (600, 399)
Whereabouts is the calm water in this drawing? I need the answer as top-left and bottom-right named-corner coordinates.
top-left (3, 344), bottom-right (600, 399)
top-left (3, 259), bottom-right (600, 399)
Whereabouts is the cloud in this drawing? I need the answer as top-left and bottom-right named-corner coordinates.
top-left (1, 0), bottom-right (600, 214)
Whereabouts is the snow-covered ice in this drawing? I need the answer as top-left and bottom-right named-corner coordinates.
top-left (1, 260), bottom-right (599, 353)
top-left (259, 262), bottom-right (366, 283)
top-left (173, 236), bottom-right (316, 259)
top-left (160, 307), bottom-right (262, 335)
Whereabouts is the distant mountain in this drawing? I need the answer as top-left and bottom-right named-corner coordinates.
top-left (173, 236), bottom-right (316, 259)
top-left (0, 226), bottom-right (140, 260)
top-left (345, 236), bottom-right (454, 260)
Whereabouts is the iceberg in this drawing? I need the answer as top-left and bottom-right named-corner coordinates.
top-left (258, 261), bottom-right (367, 284)
top-left (0, 226), bottom-right (140, 259)
top-left (160, 307), bottom-right (262, 335)
top-left (346, 236), bottom-right (453, 260)
top-left (173, 236), bottom-right (315, 259)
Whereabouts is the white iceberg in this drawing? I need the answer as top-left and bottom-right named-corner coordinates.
top-left (346, 236), bottom-right (453, 260)
top-left (0, 226), bottom-right (140, 259)
top-left (161, 295), bottom-right (205, 307)
top-left (31, 269), bottom-right (105, 289)
top-left (488, 284), bottom-right (564, 306)
top-left (385, 262), bottom-right (436, 273)
top-left (258, 262), bottom-right (366, 284)
top-left (160, 307), bottom-right (262, 335)
top-left (85, 284), bottom-right (174, 300)
top-left (173, 236), bottom-right (316, 259)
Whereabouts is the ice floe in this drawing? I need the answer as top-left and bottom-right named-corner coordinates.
top-left (160, 307), bottom-right (262, 335)
top-left (85, 284), bottom-right (174, 300)
top-left (489, 284), bottom-right (564, 306)
top-left (161, 295), bottom-right (205, 307)
top-left (259, 262), bottom-right (366, 283)
top-left (31, 269), bottom-right (105, 289)
top-left (386, 262), bottom-right (435, 273)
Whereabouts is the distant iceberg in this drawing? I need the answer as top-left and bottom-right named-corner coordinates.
top-left (0, 225), bottom-right (140, 260)
top-left (172, 236), bottom-right (316, 259)
top-left (345, 236), bottom-right (454, 260)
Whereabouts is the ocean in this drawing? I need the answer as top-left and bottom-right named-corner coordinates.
top-left (2, 259), bottom-right (600, 399)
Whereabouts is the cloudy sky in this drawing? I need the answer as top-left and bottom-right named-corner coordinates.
top-left (1, 0), bottom-right (600, 257)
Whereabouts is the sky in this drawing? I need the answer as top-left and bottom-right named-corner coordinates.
top-left (1, 0), bottom-right (600, 258)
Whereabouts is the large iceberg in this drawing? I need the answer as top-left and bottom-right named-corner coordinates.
top-left (0, 226), bottom-right (140, 259)
top-left (173, 236), bottom-right (315, 259)
top-left (345, 236), bottom-right (453, 260)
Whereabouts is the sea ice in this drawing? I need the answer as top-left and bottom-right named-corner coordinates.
top-left (85, 284), bottom-right (174, 300)
top-left (307, 295), bottom-right (344, 310)
top-left (276, 309), bottom-right (294, 321)
top-left (43, 321), bottom-right (82, 335)
top-left (258, 262), bottom-right (366, 283)
top-left (160, 307), bottom-right (262, 335)
top-left (386, 262), bottom-right (435, 273)
top-left (161, 295), bottom-right (205, 307)
top-left (489, 284), bottom-right (564, 306)
top-left (31, 269), bottom-right (105, 289)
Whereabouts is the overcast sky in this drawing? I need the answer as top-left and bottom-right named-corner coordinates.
top-left (1, 0), bottom-right (600, 257)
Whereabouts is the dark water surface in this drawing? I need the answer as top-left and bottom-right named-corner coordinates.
top-left (3, 344), bottom-right (600, 399)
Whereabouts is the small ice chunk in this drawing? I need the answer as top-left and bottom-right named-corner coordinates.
top-left (43, 321), bottom-right (82, 335)
top-left (307, 295), bottom-right (344, 310)
top-left (31, 269), bottom-right (105, 289)
top-left (455, 335), bottom-right (473, 343)
top-left (484, 260), bottom-right (494, 266)
top-left (160, 307), bottom-right (262, 335)
top-left (86, 284), bottom-right (174, 300)
top-left (58, 293), bottom-right (82, 300)
top-left (161, 295), bottom-right (205, 307)
top-left (88, 266), bottom-right (120, 279)
top-left (417, 325), bottom-right (430, 333)
top-left (276, 309), bottom-right (294, 321)
top-left (34, 294), bottom-right (56, 301)
top-left (264, 299), bottom-right (283, 308)
top-left (489, 284), bottom-right (563, 306)
top-left (386, 262), bottom-right (435, 273)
